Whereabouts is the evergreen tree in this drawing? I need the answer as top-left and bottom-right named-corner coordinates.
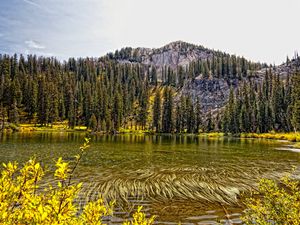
top-left (194, 97), bottom-right (202, 133)
top-left (179, 96), bottom-right (187, 132)
top-left (175, 103), bottom-right (182, 133)
top-left (112, 91), bottom-right (123, 131)
top-left (239, 84), bottom-right (250, 132)
top-left (223, 88), bottom-right (238, 133)
top-left (186, 96), bottom-right (195, 133)
top-left (137, 87), bottom-right (148, 130)
top-left (257, 88), bottom-right (266, 133)
top-left (150, 66), bottom-right (157, 86)
top-left (152, 89), bottom-right (161, 132)
top-left (162, 87), bottom-right (174, 133)
top-left (89, 113), bottom-right (97, 131)
top-left (205, 112), bottom-right (214, 132)
top-left (291, 73), bottom-right (300, 131)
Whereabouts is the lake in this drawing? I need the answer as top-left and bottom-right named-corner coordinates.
top-left (0, 132), bottom-right (299, 224)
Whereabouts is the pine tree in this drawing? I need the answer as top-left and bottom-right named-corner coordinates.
top-left (194, 97), bottom-right (202, 133)
top-left (162, 87), bottom-right (174, 133)
top-left (150, 66), bottom-right (157, 86)
top-left (9, 100), bottom-right (19, 124)
top-left (291, 73), bottom-right (300, 131)
top-left (239, 84), bottom-right (250, 132)
top-left (37, 76), bottom-right (50, 125)
top-left (224, 88), bottom-right (238, 133)
top-left (89, 113), bottom-right (97, 131)
top-left (137, 87), bottom-right (148, 130)
top-left (179, 96), bottom-right (186, 132)
top-left (186, 95), bottom-right (195, 133)
top-left (271, 73), bottom-right (283, 131)
top-left (205, 112), bottom-right (214, 132)
top-left (112, 91), bottom-right (123, 131)
top-left (152, 89), bottom-right (161, 132)
top-left (175, 103), bottom-right (182, 133)
top-left (67, 94), bottom-right (76, 129)
top-left (257, 88), bottom-right (266, 133)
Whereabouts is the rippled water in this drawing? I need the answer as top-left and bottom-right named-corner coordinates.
top-left (0, 132), bottom-right (300, 224)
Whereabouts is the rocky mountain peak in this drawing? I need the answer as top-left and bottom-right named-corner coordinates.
top-left (136, 41), bottom-right (213, 70)
top-left (161, 40), bottom-right (195, 51)
top-left (110, 41), bottom-right (213, 70)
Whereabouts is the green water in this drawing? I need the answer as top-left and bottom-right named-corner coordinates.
top-left (0, 132), bottom-right (300, 224)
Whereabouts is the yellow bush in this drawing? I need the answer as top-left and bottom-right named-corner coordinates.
top-left (242, 172), bottom-right (300, 224)
top-left (123, 206), bottom-right (156, 225)
top-left (0, 138), bottom-right (155, 225)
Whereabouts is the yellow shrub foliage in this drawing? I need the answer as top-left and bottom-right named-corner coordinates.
top-left (0, 138), bottom-right (155, 225)
top-left (123, 206), bottom-right (156, 225)
top-left (242, 172), bottom-right (300, 224)
top-left (241, 132), bottom-right (300, 142)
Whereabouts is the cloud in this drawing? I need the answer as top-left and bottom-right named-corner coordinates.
top-left (22, 0), bottom-right (54, 14)
top-left (25, 40), bottom-right (45, 49)
top-left (23, 0), bottom-right (40, 8)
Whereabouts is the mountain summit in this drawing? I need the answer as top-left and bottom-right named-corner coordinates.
top-left (110, 41), bottom-right (216, 70)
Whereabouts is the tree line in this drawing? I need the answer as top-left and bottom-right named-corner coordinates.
top-left (0, 53), bottom-right (299, 133)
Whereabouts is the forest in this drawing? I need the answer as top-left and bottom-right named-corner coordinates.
top-left (0, 50), bottom-right (299, 134)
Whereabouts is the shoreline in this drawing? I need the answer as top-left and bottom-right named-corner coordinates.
top-left (2, 124), bottom-right (300, 144)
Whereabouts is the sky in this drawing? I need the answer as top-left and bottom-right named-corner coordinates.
top-left (0, 0), bottom-right (299, 64)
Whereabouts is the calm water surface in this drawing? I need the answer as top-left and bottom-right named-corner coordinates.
top-left (0, 132), bottom-right (300, 224)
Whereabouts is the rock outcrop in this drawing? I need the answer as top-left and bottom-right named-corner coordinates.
top-left (179, 76), bottom-right (238, 112)
top-left (114, 41), bottom-right (214, 70)
top-left (136, 41), bottom-right (214, 69)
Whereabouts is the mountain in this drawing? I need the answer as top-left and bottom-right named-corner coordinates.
top-left (109, 41), bottom-right (299, 112)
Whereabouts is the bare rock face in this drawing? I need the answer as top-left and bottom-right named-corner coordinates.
top-left (138, 41), bottom-right (213, 69)
top-left (179, 76), bottom-right (238, 112)
top-left (116, 41), bottom-right (214, 70)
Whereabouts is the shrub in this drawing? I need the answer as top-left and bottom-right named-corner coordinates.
top-left (123, 206), bottom-right (156, 225)
top-left (242, 171), bottom-right (300, 224)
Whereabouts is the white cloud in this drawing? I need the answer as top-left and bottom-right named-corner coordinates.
top-left (23, 0), bottom-right (40, 8)
top-left (25, 40), bottom-right (45, 49)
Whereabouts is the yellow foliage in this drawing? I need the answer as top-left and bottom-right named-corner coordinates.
top-left (198, 132), bottom-right (224, 138)
top-left (242, 171), bottom-right (300, 224)
top-left (123, 206), bottom-right (156, 225)
top-left (241, 132), bottom-right (300, 142)
top-left (0, 138), bottom-right (155, 225)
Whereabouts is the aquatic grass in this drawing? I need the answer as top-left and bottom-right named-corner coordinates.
top-left (75, 166), bottom-right (277, 209)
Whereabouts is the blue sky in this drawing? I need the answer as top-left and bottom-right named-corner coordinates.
top-left (0, 0), bottom-right (299, 64)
